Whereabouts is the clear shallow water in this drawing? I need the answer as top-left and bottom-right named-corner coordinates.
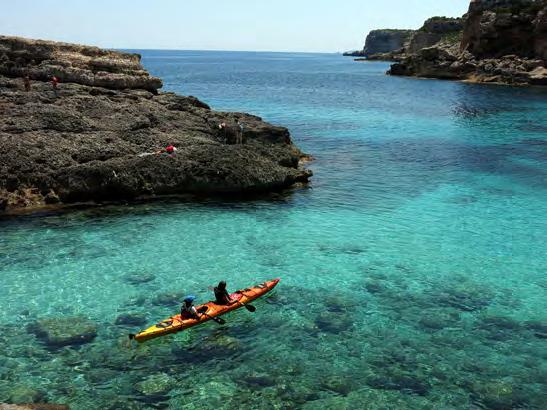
top-left (1, 51), bottom-right (546, 409)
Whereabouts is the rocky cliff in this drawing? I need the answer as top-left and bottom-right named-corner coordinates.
top-left (0, 36), bottom-right (312, 214)
top-left (388, 0), bottom-right (547, 85)
top-left (407, 17), bottom-right (464, 54)
top-left (344, 30), bottom-right (414, 58)
top-left (0, 36), bottom-right (162, 92)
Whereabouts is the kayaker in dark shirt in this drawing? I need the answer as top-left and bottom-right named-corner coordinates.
top-left (214, 281), bottom-right (233, 305)
top-left (180, 296), bottom-right (200, 319)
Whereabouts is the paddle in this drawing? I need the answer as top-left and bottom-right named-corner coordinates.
top-left (201, 312), bottom-right (226, 325)
top-left (237, 301), bottom-right (256, 312)
top-left (207, 286), bottom-right (257, 312)
top-left (197, 306), bottom-right (226, 325)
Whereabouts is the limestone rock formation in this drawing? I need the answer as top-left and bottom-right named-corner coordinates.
top-left (0, 36), bottom-right (312, 214)
top-left (461, 0), bottom-right (545, 58)
top-left (344, 30), bottom-right (414, 59)
top-left (363, 30), bottom-right (415, 56)
top-left (388, 0), bottom-right (547, 85)
top-left (407, 17), bottom-right (463, 54)
top-left (347, 18), bottom-right (462, 62)
top-left (0, 35), bottom-right (162, 92)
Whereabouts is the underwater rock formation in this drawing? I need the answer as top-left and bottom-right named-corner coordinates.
top-left (29, 316), bottom-right (97, 347)
top-left (0, 36), bottom-right (312, 214)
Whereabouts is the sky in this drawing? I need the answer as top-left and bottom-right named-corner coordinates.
top-left (1, 0), bottom-right (470, 52)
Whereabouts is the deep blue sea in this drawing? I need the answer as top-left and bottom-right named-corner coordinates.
top-left (1, 51), bottom-right (546, 409)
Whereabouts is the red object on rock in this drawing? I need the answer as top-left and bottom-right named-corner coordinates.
top-left (166, 145), bottom-right (175, 154)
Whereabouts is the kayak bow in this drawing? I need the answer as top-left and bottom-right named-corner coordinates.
top-left (130, 278), bottom-right (280, 343)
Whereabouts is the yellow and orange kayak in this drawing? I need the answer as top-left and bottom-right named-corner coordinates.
top-left (130, 278), bottom-right (280, 343)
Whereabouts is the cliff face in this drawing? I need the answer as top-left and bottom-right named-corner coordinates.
top-left (0, 36), bottom-right (312, 214)
top-left (461, 0), bottom-right (544, 58)
top-left (347, 19), bottom-right (462, 61)
top-left (407, 17), bottom-right (463, 54)
top-left (363, 30), bottom-right (415, 55)
top-left (0, 36), bottom-right (162, 92)
top-left (388, 0), bottom-right (547, 85)
top-left (344, 30), bottom-right (414, 58)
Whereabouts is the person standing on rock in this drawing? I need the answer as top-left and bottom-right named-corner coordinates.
top-left (218, 122), bottom-right (227, 143)
top-left (51, 76), bottom-right (59, 97)
top-left (23, 75), bottom-right (31, 92)
top-left (235, 119), bottom-right (244, 144)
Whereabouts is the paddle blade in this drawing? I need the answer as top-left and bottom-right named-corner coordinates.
top-left (244, 304), bottom-right (256, 312)
top-left (213, 316), bottom-right (226, 325)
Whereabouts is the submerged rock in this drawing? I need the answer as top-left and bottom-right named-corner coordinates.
top-left (151, 292), bottom-right (185, 307)
top-left (418, 309), bottom-right (460, 331)
top-left (476, 315), bottom-right (523, 340)
top-left (471, 380), bottom-right (517, 410)
top-left (324, 295), bottom-right (353, 313)
top-left (114, 313), bottom-right (147, 326)
top-left (363, 280), bottom-right (386, 294)
top-left (432, 280), bottom-right (493, 312)
top-left (240, 372), bottom-right (276, 388)
top-left (366, 371), bottom-right (431, 396)
top-left (127, 296), bottom-right (147, 307)
top-left (7, 385), bottom-right (46, 404)
top-left (209, 335), bottom-right (241, 351)
top-left (29, 316), bottom-right (97, 347)
top-left (135, 373), bottom-right (176, 397)
top-left (524, 320), bottom-right (547, 339)
top-left (315, 311), bottom-right (353, 333)
top-left (123, 272), bottom-right (156, 285)
top-left (301, 395), bottom-right (351, 410)
top-left (320, 375), bottom-right (355, 395)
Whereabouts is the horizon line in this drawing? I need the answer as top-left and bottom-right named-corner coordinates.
top-left (2, 33), bottom-right (354, 55)
top-left (120, 47), bottom-right (345, 55)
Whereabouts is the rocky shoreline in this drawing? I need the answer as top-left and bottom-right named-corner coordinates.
top-left (348, 0), bottom-right (547, 86)
top-left (0, 36), bottom-right (312, 215)
top-left (389, 0), bottom-right (547, 85)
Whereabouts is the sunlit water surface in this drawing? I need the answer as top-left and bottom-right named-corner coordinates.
top-left (1, 51), bottom-right (546, 409)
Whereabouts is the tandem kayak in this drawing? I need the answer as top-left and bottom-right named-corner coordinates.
top-left (130, 278), bottom-right (280, 343)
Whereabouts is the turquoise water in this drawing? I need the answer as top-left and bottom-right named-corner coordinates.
top-left (1, 51), bottom-right (546, 409)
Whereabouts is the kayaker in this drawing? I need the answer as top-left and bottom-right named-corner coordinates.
top-left (180, 296), bottom-right (200, 319)
top-left (214, 281), bottom-right (233, 305)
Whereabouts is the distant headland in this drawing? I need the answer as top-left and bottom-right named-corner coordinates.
top-left (345, 0), bottom-right (547, 86)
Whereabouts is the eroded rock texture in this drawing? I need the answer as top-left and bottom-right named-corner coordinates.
top-left (0, 36), bottom-right (312, 213)
top-left (388, 0), bottom-right (547, 85)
